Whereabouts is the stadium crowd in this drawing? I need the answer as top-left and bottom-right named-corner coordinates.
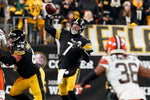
top-left (0, 0), bottom-right (150, 44)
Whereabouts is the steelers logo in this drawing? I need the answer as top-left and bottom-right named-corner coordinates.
top-left (34, 52), bottom-right (47, 69)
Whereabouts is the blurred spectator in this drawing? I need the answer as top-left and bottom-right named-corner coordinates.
top-left (74, 10), bottom-right (80, 19)
top-left (52, 0), bottom-right (63, 5)
top-left (131, 0), bottom-right (146, 25)
top-left (145, 0), bottom-right (149, 9)
top-left (98, 10), bottom-right (114, 25)
top-left (8, 0), bottom-right (18, 5)
top-left (97, 0), bottom-right (124, 24)
top-left (109, 0), bottom-right (124, 22)
top-left (97, 0), bottom-right (103, 18)
top-left (78, 0), bottom-right (99, 20)
top-left (115, 1), bottom-right (138, 25)
top-left (25, 0), bottom-right (43, 44)
top-left (83, 10), bottom-right (95, 24)
top-left (0, 0), bottom-right (4, 23)
top-left (143, 0), bottom-right (150, 25)
top-left (52, 4), bottom-right (64, 25)
top-left (8, 0), bottom-right (25, 29)
top-left (60, 10), bottom-right (80, 30)
top-left (66, 10), bottom-right (75, 27)
top-left (73, 0), bottom-right (80, 10)
top-left (60, 0), bottom-right (76, 18)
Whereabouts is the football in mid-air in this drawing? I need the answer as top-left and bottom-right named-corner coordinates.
top-left (45, 3), bottom-right (56, 15)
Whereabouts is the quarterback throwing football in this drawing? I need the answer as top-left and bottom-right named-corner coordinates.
top-left (45, 15), bottom-right (93, 100)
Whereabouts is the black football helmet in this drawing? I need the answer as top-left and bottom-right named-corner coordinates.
top-left (71, 18), bottom-right (86, 34)
top-left (8, 29), bottom-right (25, 45)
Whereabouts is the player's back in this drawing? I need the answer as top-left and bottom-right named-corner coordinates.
top-left (100, 54), bottom-right (146, 100)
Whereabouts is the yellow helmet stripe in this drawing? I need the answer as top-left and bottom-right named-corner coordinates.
top-left (75, 18), bottom-right (80, 22)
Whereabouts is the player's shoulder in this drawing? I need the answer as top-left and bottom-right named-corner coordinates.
top-left (127, 55), bottom-right (139, 61)
top-left (80, 35), bottom-right (91, 44)
top-left (12, 42), bottom-right (31, 55)
top-left (99, 56), bottom-right (110, 65)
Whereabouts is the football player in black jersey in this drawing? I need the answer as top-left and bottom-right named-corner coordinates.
top-left (0, 29), bottom-right (45, 100)
top-left (45, 16), bottom-right (93, 100)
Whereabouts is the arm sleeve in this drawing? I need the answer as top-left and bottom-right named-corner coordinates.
top-left (44, 15), bottom-right (57, 38)
top-left (81, 48), bottom-right (90, 62)
top-left (81, 40), bottom-right (93, 62)
top-left (81, 70), bottom-right (98, 87)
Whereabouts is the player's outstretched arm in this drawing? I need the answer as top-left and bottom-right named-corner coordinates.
top-left (75, 65), bottom-right (106, 94)
top-left (81, 64), bottom-right (106, 87)
top-left (138, 64), bottom-right (150, 78)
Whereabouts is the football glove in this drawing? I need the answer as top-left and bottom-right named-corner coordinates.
top-left (74, 83), bottom-right (91, 94)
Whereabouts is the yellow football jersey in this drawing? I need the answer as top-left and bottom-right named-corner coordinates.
top-left (25, 0), bottom-right (43, 23)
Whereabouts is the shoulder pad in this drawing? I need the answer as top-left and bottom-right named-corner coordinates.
top-left (99, 56), bottom-right (109, 65)
top-left (99, 58), bottom-right (109, 65)
top-left (127, 55), bottom-right (139, 61)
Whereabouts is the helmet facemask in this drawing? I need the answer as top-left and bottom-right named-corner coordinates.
top-left (71, 24), bottom-right (81, 35)
top-left (71, 18), bottom-right (86, 35)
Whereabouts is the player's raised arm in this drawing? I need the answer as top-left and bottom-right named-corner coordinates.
top-left (44, 15), bottom-right (57, 38)
top-left (44, 3), bottom-right (57, 38)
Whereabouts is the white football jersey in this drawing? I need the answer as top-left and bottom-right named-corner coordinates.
top-left (0, 29), bottom-right (7, 50)
top-left (99, 54), bottom-right (146, 100)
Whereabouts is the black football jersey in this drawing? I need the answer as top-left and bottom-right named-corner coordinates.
top-left (45, 16), bottom-right (93, 69)
top-left (11, 42), bottom-right (39, 78)
top-left (58, 30), bottom-right (93, 69)
top-left (45, 21), bottom-right (93, 69)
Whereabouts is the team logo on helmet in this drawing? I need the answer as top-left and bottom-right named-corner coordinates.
top-left (106, 35), bottom-right (126, 55)
top-left (8, 29), bottom-right (25, 47)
